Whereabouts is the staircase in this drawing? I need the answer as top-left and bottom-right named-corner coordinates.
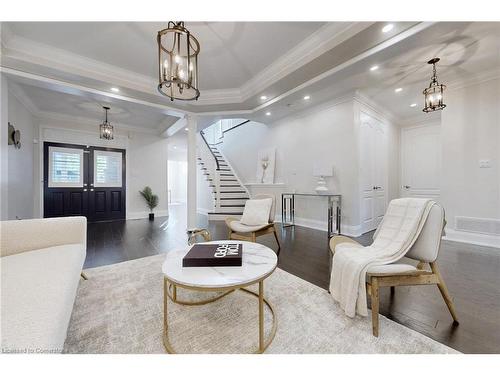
top-left (198, 133), bottom-right (250, 220)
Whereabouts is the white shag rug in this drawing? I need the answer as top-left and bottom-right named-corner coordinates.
top-left (64, 254), bottom-right (458, 354)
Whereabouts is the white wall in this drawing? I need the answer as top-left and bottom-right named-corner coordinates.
top-left (168, 160), bottom-right (187, 203)
top-left (441, 78), bottom-right (500, 245)
top-left (128, 132), bottom-right (168, 218)
top-left (37, 120), bottom-right (169, 220)
top-left (0, 77), bottom-right (9, 220)
top-left (7, 92), bottom-right (37, 219)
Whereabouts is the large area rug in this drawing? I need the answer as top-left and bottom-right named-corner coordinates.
top-left (64, 254), bottom-right (458, 354)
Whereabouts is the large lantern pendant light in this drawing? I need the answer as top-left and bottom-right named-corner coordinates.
top-left (99, 106), bottom-right (114, 140)
top-left (423, 57), bottom-right (446, 113)
top-left (157, 21), bottom-right (200, 101)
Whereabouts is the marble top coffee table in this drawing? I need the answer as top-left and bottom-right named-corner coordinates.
top-left (162, 240), bottom-right (278, 354)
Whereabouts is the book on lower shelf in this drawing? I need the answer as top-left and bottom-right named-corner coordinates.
top-left (182, 243), bottom-right (242, 267)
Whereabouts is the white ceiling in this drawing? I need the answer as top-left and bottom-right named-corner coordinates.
top-left (5, 22), bottom-right (324, 90)
top-left (2, 21), bottom-right (500, 133)
top-left (11, 81), bottom-right (179, 131)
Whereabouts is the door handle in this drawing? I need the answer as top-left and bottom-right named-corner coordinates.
top-left (403, 185), bottom-right (411, 189)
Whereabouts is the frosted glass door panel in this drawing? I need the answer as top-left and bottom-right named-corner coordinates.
top-left (94, 150), bottom-right (123, 187)
top-left (48, 146), bottom-right (84, 188)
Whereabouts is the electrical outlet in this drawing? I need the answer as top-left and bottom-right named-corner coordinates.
top-left (479, 159), bottom-right (492, 168)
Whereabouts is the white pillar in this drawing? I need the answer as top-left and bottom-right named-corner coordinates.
top-left (186, 115), bottom-right (198, 229)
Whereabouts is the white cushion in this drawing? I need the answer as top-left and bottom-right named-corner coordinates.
top-left (240, 198), bottom-right (273, 226)
top-left (0, 243), bottom-right (85, 353)
top-left (229, 221), bottom-right (269, 233)
top-left (367, 263), bottom-right (417, 275)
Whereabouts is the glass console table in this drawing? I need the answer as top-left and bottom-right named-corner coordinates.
top-left (281, 193), bottom-right (342, 238)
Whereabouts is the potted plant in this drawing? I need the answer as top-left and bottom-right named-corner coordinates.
top-left (139, 186), bottom-right (159, 221)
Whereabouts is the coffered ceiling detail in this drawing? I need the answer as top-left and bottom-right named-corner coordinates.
top-left (1, 21), bottom-right (499, 134)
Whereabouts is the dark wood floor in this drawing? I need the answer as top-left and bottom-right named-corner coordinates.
top-left (84, 204), bottom-right (500, 354)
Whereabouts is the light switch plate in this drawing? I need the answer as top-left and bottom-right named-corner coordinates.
top-left (479, 159), bottom-right (492, 168)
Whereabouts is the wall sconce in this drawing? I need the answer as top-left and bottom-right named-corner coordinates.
top-left (8, 123), bottom-right (21, 149)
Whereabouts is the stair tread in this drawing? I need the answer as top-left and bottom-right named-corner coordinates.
top-left (207, 212), bottom-right (243, 215)
top-left (213, 191), bottom-right (246, 193)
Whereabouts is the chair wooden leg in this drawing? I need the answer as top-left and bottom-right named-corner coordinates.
top-left (251, 232), bottom-right (256, 242)
top-left (430, 262), bottom-right (459, 324)
top-left (81, 272), bottom-right (88, 280)
top-left (371, 277), bottom-right (380, 337)
top-left (272, 229), bottom-right (281, 256)
top-left (390, 286), bottom-right (395, 295)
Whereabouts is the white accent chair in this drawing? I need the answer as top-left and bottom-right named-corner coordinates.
top-left (329, 203), bottom-right (459, 336)
top-left (225, 194), bottom-right (281, 255)
top-left (0, 217), bottom-right (87, 353)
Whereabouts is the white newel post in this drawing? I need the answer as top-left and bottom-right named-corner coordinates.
top-left (187, 115), bottom-right (198, 229)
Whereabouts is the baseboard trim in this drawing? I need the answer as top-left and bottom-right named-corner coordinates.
top-left (274, 216), bottom-right (363, 237)
top-left (444, 228), bottom-right (500, 249)
top-left (127, 210), bottom-right (169, 220)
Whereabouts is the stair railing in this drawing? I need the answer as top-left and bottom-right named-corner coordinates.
top-left (200, 130), bottom-right (220, 171)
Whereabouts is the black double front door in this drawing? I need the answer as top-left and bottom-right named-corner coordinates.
top-left (43, 142), bottom-right (126, 222)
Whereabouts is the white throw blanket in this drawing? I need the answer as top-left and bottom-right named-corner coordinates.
top-left (329, 198), bottom-right (435, 317)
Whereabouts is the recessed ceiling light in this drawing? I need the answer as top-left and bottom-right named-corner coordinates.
top-left (382, 24), bottom-right (394, 33)
top-left (111, 87), bottom-right (120, 92)
top-left (265, 112), bottom-right (271, 116)
top-left (303, 95), bottom-right (311, 100)
top-left (370, 65), bottom-right (379, 71)
top-left (173, 146), bottom-right (177, 149)
top-left (410, 103), bottom-right (417, 107)
top-left (395, 88), bottom-right (403, 93)
top-left (260, 95), bottom-right (267, 100)
top-left (185, 127), bottom-right (189, 131)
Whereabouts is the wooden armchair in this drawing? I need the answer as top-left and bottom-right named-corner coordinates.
top-left (330, 203), bottom-right (458, 336)
top-left (225, 194), bottom-right (281, 255)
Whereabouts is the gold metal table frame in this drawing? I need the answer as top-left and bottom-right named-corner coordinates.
top-left (163, 273), bottom-right (277, 354)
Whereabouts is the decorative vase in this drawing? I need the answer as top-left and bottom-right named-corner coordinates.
top-left (149, 213), bottom-right (155, 221)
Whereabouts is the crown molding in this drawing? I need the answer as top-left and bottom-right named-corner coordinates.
top-left (239, 22), bottom-right (372, 101)
top-left (353, 90), bottom-right (401, 125)
top-left (399, 111), bottom-right (441, 127)
top-left (193, 87), bottom-right (243, 105)
top-left (37, 110), bottom-right (160, 135)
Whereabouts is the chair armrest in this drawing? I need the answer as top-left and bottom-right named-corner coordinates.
top-left (0, 216), bottom-right (87, 257)
top-left (329, 235), bottom-right (363, 255)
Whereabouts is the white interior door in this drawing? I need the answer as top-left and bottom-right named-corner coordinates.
top-left (360, 114), bottom-right (388, 233)
top-left (401, 124), bottom-right (441, 201)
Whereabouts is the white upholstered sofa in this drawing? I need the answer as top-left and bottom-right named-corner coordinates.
top-left (0, 217), bottom-right (86, 353)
